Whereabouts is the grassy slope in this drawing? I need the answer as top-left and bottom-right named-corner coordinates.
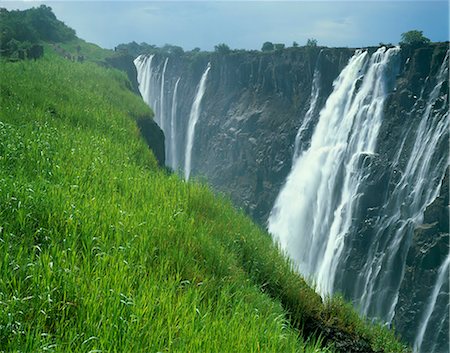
top-left (0, 48), bottom-right (408, 352)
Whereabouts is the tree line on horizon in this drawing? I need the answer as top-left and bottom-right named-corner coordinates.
top-left (0, 5), bottom-right (434, 62)
top-left (117, 29), bottom-right (433, 58)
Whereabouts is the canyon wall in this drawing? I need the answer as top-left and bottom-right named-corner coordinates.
top-left (134, 43), bottom-right (449, 352)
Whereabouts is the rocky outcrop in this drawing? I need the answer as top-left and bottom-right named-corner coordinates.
top-left (106, 54), bottom-right (140, 95)
top-left (135, 115), bottom-right (165, 166)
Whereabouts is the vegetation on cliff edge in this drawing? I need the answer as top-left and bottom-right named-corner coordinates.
top-left (0, 6), bottom-right (410, 353)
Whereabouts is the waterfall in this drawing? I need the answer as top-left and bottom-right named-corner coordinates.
top-left (170, 77), bottom-right (181, 170)
top-left (159, 58), bottom-right (169, 132)
top-left (414, 254), bottom-right (450, 353)
top-left (134, 54), bottom-right (162, 126)
top-left (268, 47), bottom-right (401, 295)
top-left (357, 51), bottom-right (449, 325)
top-left (292, 51), bottom-right (322, 161)
top-left (135, 55), bottom-right (176, 166)
top-left (134, 54), bottom-right (155, 108)
top-left (184, 63), bottom-right (211, 180)
top-left (133, 47), bottom-right (447, 350)
top-left (269, 46), bottom-right (449, 352)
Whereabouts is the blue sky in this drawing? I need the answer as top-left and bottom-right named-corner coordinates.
top-left (1, 1), bottom-right (448, 50)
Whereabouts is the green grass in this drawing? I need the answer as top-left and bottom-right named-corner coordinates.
top-left (54, 38), bottom-right (117, 62)
top-left (0, 52), bottom-right (408, 353)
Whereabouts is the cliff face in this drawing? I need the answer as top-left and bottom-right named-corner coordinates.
top-left (140, 47), bottom-right (354, 222)
top-left (195, 49), bottom-right (355, 224)
top-left (106, 53), bottom-right (141, 95)
top-left (328, 44), bottom-right (449, 352)
top-left (133, 43), bottom-right (449, 351)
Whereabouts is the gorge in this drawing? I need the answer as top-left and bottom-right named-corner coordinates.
top-left (133, 43), bottom-right (449, 352)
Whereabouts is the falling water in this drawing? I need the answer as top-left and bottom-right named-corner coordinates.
top-left (414, 254), bottom-right (450, 353)
top-left (134, 54), bottom-right (155, 108)
top-left (184, 63), bottom-right (211, 180)
top-left (357, 51), bottom-right (449, 326)
top-left (269, 45), bottom-right (449, 352)
top-left (269, 47), bottom-right (400, 295)
top-left (159, 58), bottom-right (169, 132)
top-left (170, 77), bottom-right (181, 170)
top-left (293, 52), bottom-right (322, 160)
top-left (134, 54), bottom-right (163, 125)
top-left (134, 55), bottom-right (176, 167)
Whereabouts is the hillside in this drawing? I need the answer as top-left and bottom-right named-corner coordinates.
top-left (0, 6), bottom-right (410, 353)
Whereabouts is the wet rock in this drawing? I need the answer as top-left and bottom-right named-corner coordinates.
top-left (136, 115), bottom-right (165, 167)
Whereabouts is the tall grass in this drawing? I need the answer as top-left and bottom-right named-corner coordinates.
top-left (0, 53), bottom-right (408, 352)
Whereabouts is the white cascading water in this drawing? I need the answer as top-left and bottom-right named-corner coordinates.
top-left (414, 254), bottom-right (450, 353)
top-left (269, 47), bottom-right (400, 294)
top-left (357, 51), bottom-right (449, 327)
top-left (134, 55), bottom-right (179, 167)
top-left (159, 58), bottom-right (169, 132)
top-left (134, 54), bottom-right (155, 108)
top-left (403, 52), bottom-right (449, 353)
top-left (292, 52), bottom-right (322, 161)
top-left (269, 46), bottom-right (449, 353)
top-left (169, 77), bottom-right (181, 170)
top-left (134, 54), bottom-right (162, 126)
top-left (184, 63), bottom-right (211, 180)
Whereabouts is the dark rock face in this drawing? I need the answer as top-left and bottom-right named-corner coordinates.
top-left (137, 48), bottom-right (354, 222)
top-left (136, 116), bottom-right (165, 167)
top-left (132, 43), bottom-right (449, 350)
top-left (195, 48), bottom-right (354, 224)
top-left (394, 170), bottom-right (449, 353)
top-left (330, 43), bottom-right (448, 351)
top-left (106, 54), bottom-right (140, 95)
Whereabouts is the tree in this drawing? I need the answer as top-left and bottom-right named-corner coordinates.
top-left (214, 43), bottom-right (231, 55)
top-left (292, 41), bottom-right (299, 47)
top-left (400, 30), bottom-right (431, 46)
top-left (261, 41), bottom-right (274, 52)
top-left (306, 38), bottom-right (318, 47)
top-left (274, 43), bottom-right (285, 51)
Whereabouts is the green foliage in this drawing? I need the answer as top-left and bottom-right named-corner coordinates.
top-left (293, 41), bottom-right (299, 47)
top-left (399, 30), bottom-right (431, 46)
top-left (306, 38), bottom-right (318, 47)
top-left (261, 41), bottom-right (274, 51)
top-left (274, 43), bottom-right (285, 51)
top-left (214, 43), bottom-right (231, 55)
top-left (0, 5), bottom-right (76, 59)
